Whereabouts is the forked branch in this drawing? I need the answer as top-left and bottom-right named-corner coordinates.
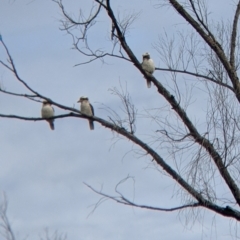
top-left (84, 181), bottom-right (201, 213)
top-left (168, 0), bottom-right (240, 98)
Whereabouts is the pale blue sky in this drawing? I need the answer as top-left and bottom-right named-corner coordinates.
top-left (0, 0), bottom-right (238, 239)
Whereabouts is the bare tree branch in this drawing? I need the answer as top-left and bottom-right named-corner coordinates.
top-left (168, 0), bottom-right (240, 98)
top-left (0, 40), bottom-right (39, 96)
top-left (188, 0), bottom-right (218, 45)
top-left (156, 67), bottom-right (234, 91)
top-left (1, 0), bottom-right (239, 220)
top-left (84, 181), bottom-right (201, 212)
top-left (0, 193), bottom-right (67, 240)
top-left (108, 82), bottom-right (137, 134)
top-left (39, 228), bottom-right (67, 240)
top-left (230, 0), bottom-right (240, 69)
top-left (84, 178), bottom-right (240, 220)
top-left (2, 0), bottom-right (240, 232)
top-left (0, 194), bottom-right (15, 240)
top-left (0, 88), bottom-right (39, 102)
top-left (53, 0), bottom-right (103, 28)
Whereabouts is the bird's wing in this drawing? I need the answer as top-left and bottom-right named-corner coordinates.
top-left (90, 104), bottom-right (94, 116)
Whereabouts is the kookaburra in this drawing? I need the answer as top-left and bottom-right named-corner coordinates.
top-left (41, 100), bottom-right (54, 130)
top-left (77, 96), bottom-right (94, 130)
top-left (141, 52), bottom-right (155, 88)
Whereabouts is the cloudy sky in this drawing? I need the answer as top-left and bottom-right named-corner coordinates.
top-left (0, 0), bottom-right (238, 239)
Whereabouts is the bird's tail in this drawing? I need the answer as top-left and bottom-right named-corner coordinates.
top-left (147, 80), bottom-right (151, 88)
top-left (48, 120), bottom-right (54, 130)
top-left (89, 120), bottom-right (94, 130)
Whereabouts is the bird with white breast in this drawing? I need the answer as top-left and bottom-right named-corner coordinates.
top-left (141, 52), bottom-right (155, 88)
top-left (77, 96), bottom-right (94, 130)
top-left (41, 100), bottom-right (54, 130)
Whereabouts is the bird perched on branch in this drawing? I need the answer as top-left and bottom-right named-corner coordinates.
top-left (141, 52), bottom-right (155, 88)
top-left (77, 96), bottom-right (94, 130)
top-left (41, 100), bottom-right (54, 130)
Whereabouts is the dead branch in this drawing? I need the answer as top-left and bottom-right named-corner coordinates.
top-left (0, 194), bottom-right (15, 240)
top-left (39, 228), bottom-right (67, 240)
top-left (84, 181), bottom-right (201, 212)
top-left (108, 82), bottom-right (137, 134)
top-left (156, 67), bottom-right (234, 91)
top-left (230, 1), bottom-right (240, 69)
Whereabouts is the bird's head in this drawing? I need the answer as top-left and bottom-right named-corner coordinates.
top-left (77, 96), bottom-right (89, 103)
top-left (42, 99), bottom-right (51, 105)
top-left (142, 52), bottom-right (150, 59)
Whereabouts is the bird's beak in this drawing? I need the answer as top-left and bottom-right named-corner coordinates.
top-left (77, 100), bottom-right (80, 103)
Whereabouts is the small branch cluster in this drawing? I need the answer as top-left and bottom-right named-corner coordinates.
top-left (0, 194), bottom-right (15, 240)
top-left (108, 82), bottom-right (137, 134)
